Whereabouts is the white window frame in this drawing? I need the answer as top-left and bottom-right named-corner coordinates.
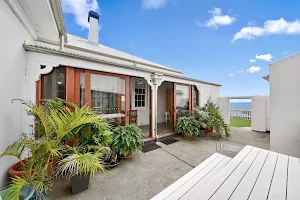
top-left (131, 78), bottom-right (148, 110)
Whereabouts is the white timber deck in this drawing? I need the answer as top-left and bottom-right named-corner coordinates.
top-left (151, 145), bottom-right (300, 200)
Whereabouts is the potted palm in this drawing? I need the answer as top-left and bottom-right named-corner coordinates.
top-left (175, 116), bottom-right (199, 138)
top-left (0, 99), bottom-right (112, 198)
top-left (112, 125), bottom-right (143, 158)
top-left (56, 147), bottom-right (106, 194)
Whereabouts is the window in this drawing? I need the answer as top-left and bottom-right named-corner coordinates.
top-left (176, 84), bottom-right (190, 119)
top-left (134, 80), bottom-right (146, 108)
top-left (42, 67), bottom-right (66, 99)
top-left (80, 72), bottom-right (85, 107)
top-left (193, 86), bottom-right (199, 108)
top-left (90, 73), bottom-right (126, 125)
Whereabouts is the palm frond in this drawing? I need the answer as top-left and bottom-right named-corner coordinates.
top-left (0, 177), bottom-right (29, 200)
top-left (56, 151), bottom-right (105, 179)
top-left (0, 140), bottom-right (26, 160)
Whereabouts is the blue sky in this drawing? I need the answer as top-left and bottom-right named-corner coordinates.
top-left (62, 0), bottom-right (300, 97)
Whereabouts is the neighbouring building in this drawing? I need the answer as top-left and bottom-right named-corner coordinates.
top-left (0, 0), bottom-right (221, 188)
top-left (264, 53), bottom-right (300, 158)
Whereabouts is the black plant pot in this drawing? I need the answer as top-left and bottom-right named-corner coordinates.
top-left (71, 173), bottom-right (90, 194)
top-left (104, 155), bottom-right (123, 169)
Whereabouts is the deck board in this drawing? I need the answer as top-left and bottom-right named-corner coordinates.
top-left (165, 155), bottom-right (226, 199)
top-left (183, 145), bottom-right (253, 200)
top-left (229, 149), bottom-right (269, 200)
top-left (268, 154), bottom-right (288, 200)
top-left (287, 156), bottom-right (300, 200)
top-left (151, 153), bottom-right (221, 200)
top-left (209, 147), bottom-right (260, 200)
top-left (248, 151), bottom-right (278, 200)
top-left (181, 157), bottom-right (231, 199)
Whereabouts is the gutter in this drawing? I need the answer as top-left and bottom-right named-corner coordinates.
top-left (64, 43), bottom-right (182, 74)
top-left (23, 44), bottom-right (221, 87)
top-left (49, 0), bottom-right (68, 43)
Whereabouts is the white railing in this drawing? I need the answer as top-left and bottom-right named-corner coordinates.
top-left (230, 109), bottom-right (251, 120)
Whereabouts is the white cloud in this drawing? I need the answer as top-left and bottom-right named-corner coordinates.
top-left (233, 18), bottom-right (300, 41)
top-left (256, 54), bottom-right (273, 61)
top-left (237, 70), bottom-right (244, 73)
top-left (202, 8), bottom-right (236, 29)
top-left (228, 73), bottom-right (234, 77)
top-left (62, 0), bottom-right (99, 29)
top-left (250, 59), bottom-right (256, 63)
top-left (247, 66), bottom-right (262, 73)
top-left (143, 0), bottom-right (168, 10)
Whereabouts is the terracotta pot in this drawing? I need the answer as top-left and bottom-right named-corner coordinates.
top-left (183, 133), bottom-right (192, 139)
top-left (65, 134), bottom-right (80, 147)
top-left (205, 127), bottom-right (214, 134)
top-left (121, 153), bottom-right (133, 159)
top-left (8, 158), bottom-right (57, 178)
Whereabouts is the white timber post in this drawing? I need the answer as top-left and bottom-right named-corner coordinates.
top-left (151, 73), bottom-right (163, 141)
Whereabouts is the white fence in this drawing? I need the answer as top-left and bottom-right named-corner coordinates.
top-left (230, 109), bottom-right (251, 120)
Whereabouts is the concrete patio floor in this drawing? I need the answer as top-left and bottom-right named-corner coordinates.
top-left (48, 127), bottom-right (270, 200)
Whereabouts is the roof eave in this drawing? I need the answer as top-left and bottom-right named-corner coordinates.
top-left (23, 44), bottom-right (221, 87)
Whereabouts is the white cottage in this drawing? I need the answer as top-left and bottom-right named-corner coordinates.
top-left (0, 0), bottom-right (220, 187)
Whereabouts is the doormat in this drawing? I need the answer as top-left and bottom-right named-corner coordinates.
top-left (220, 143), bottom-right (244, 154)
top-left (142, 143), bottom-right (161, 153)
top-left (161, 138), bottom-right (179, 145)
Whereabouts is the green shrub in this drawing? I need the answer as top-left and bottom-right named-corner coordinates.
top-left (112, 125), bottom-right (143, 155)
top-left (175, 116), bottom-right (199, 137)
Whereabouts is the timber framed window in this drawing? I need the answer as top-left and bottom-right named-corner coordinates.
top-left (134, 80), bottom-right (147, 108)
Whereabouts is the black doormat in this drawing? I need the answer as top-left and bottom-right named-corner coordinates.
top-left (161, 138), bottom-right (179, 145)
top-left (142, 143), bottom-right (161, 153)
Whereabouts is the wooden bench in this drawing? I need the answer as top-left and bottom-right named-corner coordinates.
top-left (152, 145), bottom-right (300, 200)
top-left (151, 153), bottom-right (231, 200)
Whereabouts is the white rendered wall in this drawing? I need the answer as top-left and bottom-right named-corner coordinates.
top-left (251, 96), bottom-right (270, 132)
top-left (218, 97), bottom-right (230, 124)
top-left (157, 82), bottom-right (173, 123)
top-left (0, 1), bottom-right (33, 189)
top-left (270, 53), bottom-right (300, 158)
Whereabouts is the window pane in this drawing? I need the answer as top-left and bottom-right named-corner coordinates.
top-left (141, 95), bottom-right (145, 100)
top-left (80, 72), bottom-right (85, 107)
top-left (90, 74), bottom-right (126, 125)
top-left (43, 68), bottom-right (66, 99)
top-left (176, 85), bottom-right (190, 119)
top-left (193, 86), bottom-right (199, 108)
top-left (138, 101), bottom-right (142, 107)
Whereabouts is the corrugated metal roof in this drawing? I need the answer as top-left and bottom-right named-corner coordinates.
top-left (66, 34), bottom-right (181, 74)
top-left (23, 43), bottom-right (221, 86)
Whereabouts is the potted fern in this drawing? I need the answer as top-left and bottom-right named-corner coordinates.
top-left (112, 125), bottom-right (143, 158)
top-left (175, 116), bottom-right (199, 138)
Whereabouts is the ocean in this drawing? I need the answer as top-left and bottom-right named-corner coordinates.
top-left (230, 102), bottom-right (251, 110)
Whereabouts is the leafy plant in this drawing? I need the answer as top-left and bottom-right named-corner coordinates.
top-left (112, 125), bottom-right (143, 156)
top-left (199, 97), bottom-right (231, 138)
top-left (207, 107), bottom-right (231, 138)
top-left (193, 108), bottom-right (210, 130)
top-left (175, 116), bottom-right (199, 137)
